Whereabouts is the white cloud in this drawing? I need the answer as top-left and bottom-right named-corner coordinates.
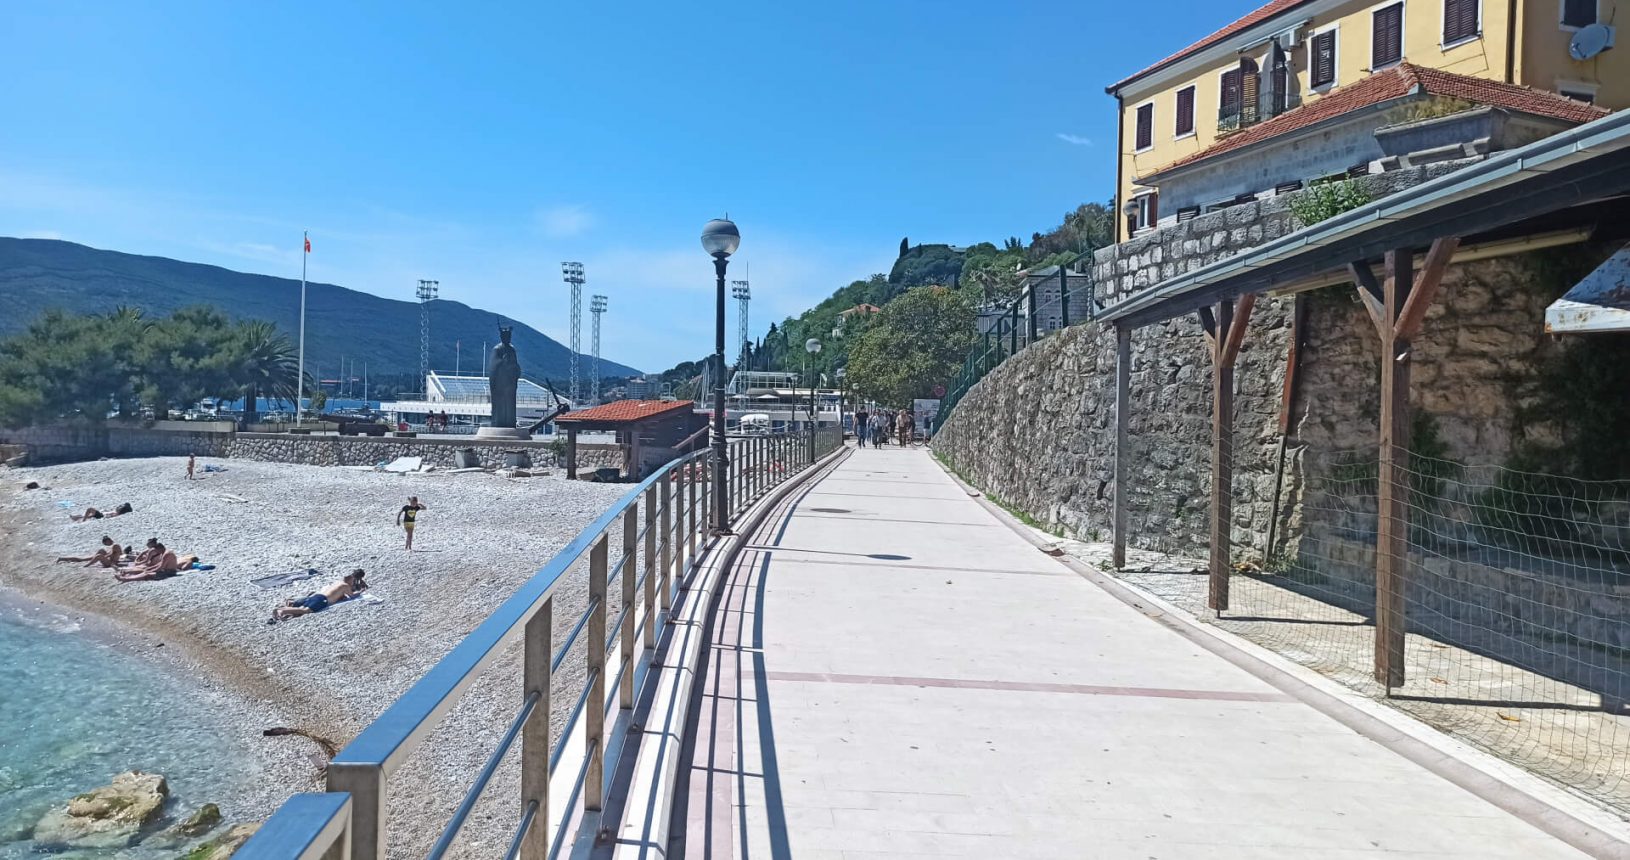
top-left (1055, 133), bottom-right (1094, 146)
top-left (535, 204), bottom-right (595, 239)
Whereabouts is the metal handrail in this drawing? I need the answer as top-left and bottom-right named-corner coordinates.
top-left (239, 428), bottom-right (842, 860)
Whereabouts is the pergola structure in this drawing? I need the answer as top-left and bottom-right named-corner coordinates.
top-left (554, 399), bottom-right (707, 481)
top-left (1099, 110), bottom-right (1630, 687)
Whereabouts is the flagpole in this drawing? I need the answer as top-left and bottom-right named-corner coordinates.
top-left (297, 230), bottom-right (308, 423)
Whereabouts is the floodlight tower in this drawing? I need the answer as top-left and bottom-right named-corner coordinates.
top-left (590, 294), bottom-right (607, 404)
top-left (561, 262), bottom-right (586, 404)
top-left (416, 279), bottom-right (439, 387)
top-left (731, 278), bottom-right (751, 369)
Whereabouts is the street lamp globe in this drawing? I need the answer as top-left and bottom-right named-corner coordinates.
top-left (805, 338), bottom-right (822, 355)
top-left (701, 219), bottom-right (741, 259)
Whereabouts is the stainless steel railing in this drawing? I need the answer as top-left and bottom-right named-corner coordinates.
top-left (238, 429), bottom-right (843, 860)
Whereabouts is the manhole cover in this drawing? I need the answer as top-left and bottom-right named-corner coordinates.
top-left (809, 507), bottom-right (852, 514)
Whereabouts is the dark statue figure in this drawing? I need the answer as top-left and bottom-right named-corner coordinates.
top-left (489, 326), bottom-right (520, 429)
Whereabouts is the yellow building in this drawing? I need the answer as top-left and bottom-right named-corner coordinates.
top-left (1107, 0), bottom-right (1622, 241)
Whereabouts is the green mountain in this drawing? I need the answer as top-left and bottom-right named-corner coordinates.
top-left (0, 238), bottom-right (641, 383)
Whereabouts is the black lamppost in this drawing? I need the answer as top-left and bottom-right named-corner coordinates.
top-left (805, 337), bottom-right (821, 462)
top-left (702, 218), bottom-right (740, 532)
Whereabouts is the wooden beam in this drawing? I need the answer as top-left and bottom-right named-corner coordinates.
top-left (1374, 247), bottom-right (1414, 688)
top-left (1395, 237), bottom-right (1461, 341)
top-left (1209, 298), bottom-right (1234, 612)
top-left (1197, 305), bottom-right (1217, 340)
top-left (1112, 325), bottom-right (1132, 570)
top-left (1348, 262), bottom-right (1387, 334)
top-left (1219, 292), bottom-right (1256, 368)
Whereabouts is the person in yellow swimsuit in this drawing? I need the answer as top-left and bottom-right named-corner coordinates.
top-left (396, 495), bottom-right (427, 550)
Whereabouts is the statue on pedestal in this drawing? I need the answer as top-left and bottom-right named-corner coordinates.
top-left (489, 326), bottom-right (520, 429)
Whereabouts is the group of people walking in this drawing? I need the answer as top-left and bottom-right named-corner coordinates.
top-left (853, 407), bottom-right (915, 448)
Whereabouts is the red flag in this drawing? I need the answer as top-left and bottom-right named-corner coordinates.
top-left (304, 236), bottom-right (311, 253)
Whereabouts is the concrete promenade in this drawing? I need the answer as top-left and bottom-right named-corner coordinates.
top-left (672, 444), bottom-right (1602, 859)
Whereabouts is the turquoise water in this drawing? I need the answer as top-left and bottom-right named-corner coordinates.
top-left (0, 613), bottom-right (259, 856)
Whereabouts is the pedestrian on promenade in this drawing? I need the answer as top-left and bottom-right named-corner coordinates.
top-left (855, 408), bottom-right (870, 447)
top-left (397, 495), bottom-right (427, 550)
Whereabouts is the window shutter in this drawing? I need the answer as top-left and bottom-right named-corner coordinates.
top-left (1147, 193), bottom-right (1159, 229)
top-left (1221, 68), bottom-right (1242, 111)
top-left (1445, 0), bottom-right (1478, 42)
top-left (1239, 57), bottom-right (1260, 123)
top-left (1313, 31), bottom-right (1337, 86)
top-left (1135, 103), bottom-right (1153, 149)
top-left (1176, 87), bottom-right (1195, 135)
top-left (1562, 0), bottom-right (1596, 27)
top-left (1373, 3), bottom-right (1403, 67)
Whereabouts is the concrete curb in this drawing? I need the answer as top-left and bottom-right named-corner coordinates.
top-left (595, 445), bottom-right (852, 859)
top-left (930, 454), bottom-right (1630, 859)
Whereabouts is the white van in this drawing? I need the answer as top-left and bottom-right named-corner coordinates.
top-left (739, 413), bottom-right (771, 435)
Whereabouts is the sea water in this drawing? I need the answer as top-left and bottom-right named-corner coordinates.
top-left (0, 612), bottom-right (260, 856)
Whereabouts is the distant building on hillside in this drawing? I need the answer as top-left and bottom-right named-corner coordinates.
top-left (624, 377), bottom-right (661, 399)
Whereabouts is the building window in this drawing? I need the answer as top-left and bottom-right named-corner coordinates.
top-left (1135, 102), bottom-right (1154, 151)
top-left (1175, 86), bottom-right (1196, 136)
top-left (1561, 0), bottom-right (1597, 28)
top-left (1372, 2), bottom-right (1405, 68)
top-left (1558, 83), bottom-right (1598, 102)
top-left (1311, 29), bottom-right (1338, 88)
top-left (1443, 0), bottom-right (1480, 43)
top-left (1129, 193), bottom-right (1158, 234)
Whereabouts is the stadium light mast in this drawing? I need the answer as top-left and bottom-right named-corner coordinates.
top-left (561, 262), bottom-right (586, 404)
top-left (590, 294), bottom-right (608, 404)
top-left (731, 272), bottom-right (751, 370)
top-left (416, 279), bottom-right (439, 390)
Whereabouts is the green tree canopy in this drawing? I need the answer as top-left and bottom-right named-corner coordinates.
top-left (847, 287), bottom-right (975, 408)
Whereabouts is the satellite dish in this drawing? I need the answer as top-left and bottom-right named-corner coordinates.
top-left (1570, 23), bottom-right (1615, 61)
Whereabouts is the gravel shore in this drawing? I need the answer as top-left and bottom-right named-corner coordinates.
top-left (1, 456), bottom-right (631, 857)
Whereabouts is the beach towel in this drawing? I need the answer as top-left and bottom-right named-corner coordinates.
top-left (252, 568), bottom-right (322, 589)
top-left (203, 464), bottom-right (227, 473)
top-left (330, 592), bottom-right (386, 610)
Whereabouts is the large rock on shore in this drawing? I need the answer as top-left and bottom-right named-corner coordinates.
top-left (32, 770), bottom-right (169, 849)
top-left (181, 822), bottom-right (260, 859)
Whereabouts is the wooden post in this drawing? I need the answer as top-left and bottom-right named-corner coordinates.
top-left (1357, 237), bottom-right (1457, 689)
top-left (565, 427), bottom-right (578, 480)
top-left (519, 596), bottom-right (551, 859)
top-left (1207, 293), bottom-right (1256, 612)
top-left (1113, 325), bottom-right (1131, 570)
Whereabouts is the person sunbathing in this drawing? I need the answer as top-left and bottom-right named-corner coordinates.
top-left (271, 570), bottom-right (368, 622)
top-left (116, 544), bottom-right (180, 581)
top-left (57, 536), bottom-right (124, 568)
top-left (70, 503), bottom-right (133, 522)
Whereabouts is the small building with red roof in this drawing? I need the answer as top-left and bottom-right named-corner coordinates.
top-left (554, 399), bottom-right (708, 481)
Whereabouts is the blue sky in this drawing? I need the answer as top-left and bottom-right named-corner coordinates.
top-left (0, 1), bottom-right (1227, 373)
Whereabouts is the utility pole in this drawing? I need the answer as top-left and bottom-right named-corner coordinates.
top-left (561, 262), bottom-right (586, 404)
top-left (416, 279), bottom-right (439, 390)
top-left (590, 294), bottom-right (607, 404)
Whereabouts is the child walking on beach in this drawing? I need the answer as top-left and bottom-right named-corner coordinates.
top-left (396, 496), bottom-right (427, 550)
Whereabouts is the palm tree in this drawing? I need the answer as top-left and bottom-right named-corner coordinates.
top-left (231, 321), bottom-right (299, 424)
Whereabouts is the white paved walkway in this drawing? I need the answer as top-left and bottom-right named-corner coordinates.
top-left (673, 445), bottom-right (1599, 859)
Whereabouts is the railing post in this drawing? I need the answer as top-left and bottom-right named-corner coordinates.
top-left (519, 595), bottom-right (552, 859)
top-left (1026, 282), bottom-right (1038, 344)
top-left (659, 477), bottom-right (673, 612)
top-left (700, 453), bottom-right (711, 532)
top-left (643, 484), bottom-right (657, 649)
top-left (585, 535), bottom-right (609, 812)
top-left (687, 464), bottom-right (698, 574)
top-left (1059, 265), bottom-right (1070, 327)
top-left (620, 506), bottom-right (637, 710)
top-left (327, 764), bottom-right (384, 860)
top-left (1008, 306), bottom-right (1018, 355)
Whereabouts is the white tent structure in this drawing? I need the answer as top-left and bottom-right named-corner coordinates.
top-left (1546, 242), bottom-right (1630, 334)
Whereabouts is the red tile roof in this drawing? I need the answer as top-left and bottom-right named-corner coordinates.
top-left (1146, 64), bottom-right (1609, 177)
top-left (1108, 0), bottom-right (1309, 93)
top-left (555, 399), bottom-right (695, 425)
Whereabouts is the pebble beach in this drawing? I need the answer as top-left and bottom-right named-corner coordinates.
top-left (0, 456), bottom-right (632, 857)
